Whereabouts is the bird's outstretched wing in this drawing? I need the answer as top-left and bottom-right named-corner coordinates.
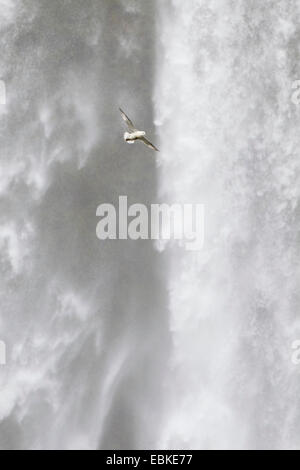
top-left (140, 136), bottom-right (159, 152)
top-left (119, 108), bottom-right (136, 131)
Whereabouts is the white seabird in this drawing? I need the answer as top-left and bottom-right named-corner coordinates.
top-left (119, 108), bottom-right (159, 152)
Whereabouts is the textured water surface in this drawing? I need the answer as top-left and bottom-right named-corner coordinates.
top-left (0, 0), bottom-right (300, 450)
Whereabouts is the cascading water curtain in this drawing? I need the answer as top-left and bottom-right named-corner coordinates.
top-left (0, 0), bottom-right (166, 450)
top-left (155, 0), bottom-right (300, 450)
top-left (1, 0), bottom-right (300, 452)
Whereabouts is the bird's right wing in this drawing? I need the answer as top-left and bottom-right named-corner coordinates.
top-left (140, 136), bottom-right (159, 152)
top-left (119, 108), bottom-right (136, 131)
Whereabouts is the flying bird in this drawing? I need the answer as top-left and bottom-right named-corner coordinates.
top-left (119, 108), bottom-right (159, 152)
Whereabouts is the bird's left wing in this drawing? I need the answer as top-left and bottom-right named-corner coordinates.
top-left (119, 108), bottom-right (136, 131)
top-left (140, 136), bottom-right (159, 152)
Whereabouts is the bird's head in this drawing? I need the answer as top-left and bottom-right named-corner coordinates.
top-left (135, 131), bottom-right (146, 138)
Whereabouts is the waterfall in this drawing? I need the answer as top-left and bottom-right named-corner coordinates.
top-left (155, 0), bottom-right (300, 450)
top-left (0, 0), bottom-right (168, 450)
top-left (0, 0), bottom-right (300, 451)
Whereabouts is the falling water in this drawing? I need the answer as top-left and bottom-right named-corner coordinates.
top-left (0, 0), bottom-right (300, 451)
top-left (155, 0), bottom-right (300, 450)
top-left (0, 0), bottom-right (168, 450)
